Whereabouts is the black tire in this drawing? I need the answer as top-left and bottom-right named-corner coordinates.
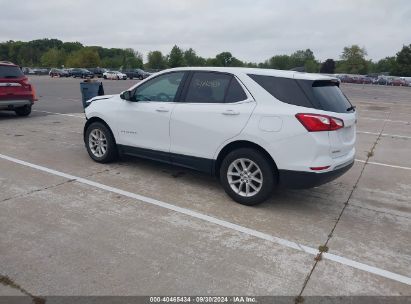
top-left (219, 148), bottom-right (276, 206)
top-left (85, 122), bottom-right (118, 163)
top-left (139, 76), bottom-right (143, 80)
top-left (15, 105), bottom-right (32, 117)
top-left (103, 75), bottom-right (107, 79)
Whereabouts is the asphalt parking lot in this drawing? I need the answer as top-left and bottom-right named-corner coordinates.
top-left (0, 77), bottom-right (410, 300)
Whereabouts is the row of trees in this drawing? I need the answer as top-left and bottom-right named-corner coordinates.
top-left (1, 38), bottom-right (410, 76)
top-left (0, 39), bottom-right (144, 69)
top-left (146, 44), bottom-right (411, 76)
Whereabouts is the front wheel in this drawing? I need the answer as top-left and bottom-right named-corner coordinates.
top-left (15, 105), bottom-right (32, 117)
top-left (220, 148), bottom-right (276, 205)
top-left (85, 122), bottom-right (117, 163)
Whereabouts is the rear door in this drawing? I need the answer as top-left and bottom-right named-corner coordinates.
top-left (308, 81), bottom-right (357, 158)
top-left (170, 71), bottom-right (256, 170)
top-left (0, 65), bottom-right (32, 101)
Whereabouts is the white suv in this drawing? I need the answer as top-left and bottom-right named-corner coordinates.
top-left (84, 67), bottom-right (356, 205)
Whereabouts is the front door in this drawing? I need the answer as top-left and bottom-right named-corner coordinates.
top-left (116, 71), bottom-right (186, 153)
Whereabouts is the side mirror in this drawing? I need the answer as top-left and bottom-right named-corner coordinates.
top-left (120, 90), bottom-right (132, 101)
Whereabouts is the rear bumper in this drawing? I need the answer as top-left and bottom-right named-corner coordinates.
top-left (0, 99), bottom-right (32, 110)
top-left (278, 159), bottom-right (354, 189)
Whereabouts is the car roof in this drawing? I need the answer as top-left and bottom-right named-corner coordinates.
top-left (0, 61), bottom-right (18, 67)
top-left (165, 67), bottom-right (336, 81)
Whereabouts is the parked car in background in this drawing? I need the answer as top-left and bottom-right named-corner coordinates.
top-left (122, 68), bottom-right (151, 80)
top-left (88, 68), bottom-right (107, 78)
top-left (377, 77), bottom-right (389, 85)
top-left (359, 76), bottom-right (372, 84)
top-left (391, 77), bottom-right (408, 86)
top-left (103, 70), bottom-right (127, 80)
top-left (70, 68), bottom-right (94, 78)
top-left (84, 67), bottom-right (356, 205)
top-left (0, 61), bottom-right (37, 116)
top-left (31, 68), bottom-right (49, 75)
top-left (401, 77), bottom-right (411, 86)
top-left (49, 68), bottom-right (70, 77)
top-left (371, 78), bottom-right (380, 85)
top-left (340, 75), bottom-right (354, 83)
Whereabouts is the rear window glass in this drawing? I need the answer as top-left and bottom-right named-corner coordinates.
top-left (248, 74), bottom-right (353, 113)
top-left (185, 72), bottom-right (231, 103)
top-left (310, 81), bottom-right (353, 113)
top-left (248, 74), bottom-right (313, 108)
top-left (0, 65), bottom-right (24, 78)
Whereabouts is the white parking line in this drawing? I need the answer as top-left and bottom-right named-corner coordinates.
top-left (33, 110), bottom-right (85, 119)
top-left (361, 117), bottom-right (410, 124)
top-left (357, 131), bottom-right (411, 140)
top-left (355, 159), bottom-right (411, 171)
top-left (355, 100), bottom-right (411, 108)
top-left (0, 153), bottom-right (410, 286)
top-left (358, 109), bottom-right (390, 114)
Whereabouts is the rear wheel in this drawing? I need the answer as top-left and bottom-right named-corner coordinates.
top-left (15, 105), bottom-right (32, 117)
top-left (220, 148), bottom-right (276, 205)
top-left (85, 122), bottom-right (117, 163)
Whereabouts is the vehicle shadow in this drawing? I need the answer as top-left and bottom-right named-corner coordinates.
top-left (115, 154), bottom-right (341, 211)
top-left (0, 111), bottom-right (47, 120)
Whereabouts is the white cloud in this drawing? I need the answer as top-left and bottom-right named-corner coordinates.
top-left (0, 0), bottom-right (410, 62)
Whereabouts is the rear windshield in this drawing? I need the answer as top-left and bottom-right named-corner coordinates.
top-left (248, 74), bottom-right (354, 113)
top-left (310, 81), bottom-right (353, 113)
top-left (0, 65), bottom-right (24, 78)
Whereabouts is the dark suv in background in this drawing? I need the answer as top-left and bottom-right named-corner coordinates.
top-left (0, 61), bottom-right (37, 116)
top-left (49, 68), bottom-right (70, 77)
top-left (122, 68), bottom-right (151, 80)
top-left (88, 68), bottom-right (107, 78)
top-left (70, 68), bottom-right (94, 78)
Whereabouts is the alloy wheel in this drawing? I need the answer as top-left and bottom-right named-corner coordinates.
top-left (227, 158), bottom-right (263, 197)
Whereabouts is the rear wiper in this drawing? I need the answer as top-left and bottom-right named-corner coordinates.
top-left (346, 105), bottom-right (356, 112)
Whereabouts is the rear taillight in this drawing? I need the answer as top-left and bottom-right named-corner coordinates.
top-left (30, 84), bottom-right (38, 101)
top-left (295, 113), bottom-right (344, 132)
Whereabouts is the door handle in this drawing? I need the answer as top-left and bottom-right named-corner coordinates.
top-left (222, 109), bottom-right (240, 116)
top-left (156, 107), bottom-right (169, 113)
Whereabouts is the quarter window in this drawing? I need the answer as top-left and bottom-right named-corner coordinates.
top-left (248, 74), bottom-right (313, 108)
top-left (133, 72), bottom-right (185, 102)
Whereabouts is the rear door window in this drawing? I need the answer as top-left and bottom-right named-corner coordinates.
top-left (0, 65), bottom-right (24, 78)
top-left (185, 72), bottom-right (232, 103)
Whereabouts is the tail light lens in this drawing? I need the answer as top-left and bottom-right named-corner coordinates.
top-left (295, 113), bottom-right (344, 132)
top-left (30, 84), bottom-right (38, 101)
